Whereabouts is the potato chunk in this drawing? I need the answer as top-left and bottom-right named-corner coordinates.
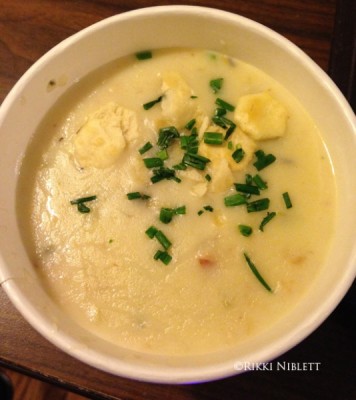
top-left (74, 102), bottom-right (138, 168)
top-left (234, 91), bottom-right (288, 140)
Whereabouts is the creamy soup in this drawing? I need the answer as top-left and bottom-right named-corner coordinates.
top-left (17, 49), bottom-right (336, 355)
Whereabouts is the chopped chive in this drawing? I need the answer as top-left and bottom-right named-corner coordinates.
top-left (143, 95), bottom-right (163, 110)
top-left (175, 206), bottom-right (186, 215)
top-left (228, 141), bottom-right (234, 150)
top-left (197, 209), bottom-right (204, 216)
top-left (143, 157), bottom-right (164, 169)
top-left (246, 198), bottom-right (270, 213)
top-left (126, 192), bottom-right (151, 200)
top-left (151, 166), bottom-right (181, 183)
top-left (157, 126), bottom-right (180, 149)
top-left (77, 203), bottom-right (90, 213)
top-left (180, 136), bottom-right (189, 149)
top-left (210, 78), bottom-right (224, 93)
top-left (159, 206), bottom-right (185, 224)
top-left (238, 225), bottom-right (253, 237)
top-left (172, 162), bottom-right (187, 170)
top-left (180, 134), bottom-right (199, 154)
top-left (145, 226), bottom-right (158, 239)
top-left (224, 122), bottom-right (237, 140)
top-left (234, 183), bottom-right (260, 195)
top-left (154, 249), bottom-right (172, 265)
top-left (245, 174), bottom-right (253, 185)
top-left (182, 152), bottom-right (211, 170)
top-left (243, 253), bottom-right (272, 292)
top-left (191, 126), bottom-right (198, 135)
top-left (259, 211), bottom-right (277, 231)
top-left (252, 174), bottom-right (268, 190)
top-left (282, 192), bottom-right (293, 209)
top-left (70, 195), bottom-right (97, 213)
top-left (185, 118), bottom-right (196, 130)
top-left (156, 149), bottom-right (169, 161)
top-left (203, 132), bottom-right (224, 145)
top-left (232, 147), bottom-right (245, 163)
top-left (253, 150), bottom-right (276, 171)
top-left (190, 95), bottom-right (198, 99)
top-left (138, 141), bottom-right (153, 155)
top-left (146, 226), bottom-right (172, 250)
top-left (224, 193), bottom-right (247, 207)
top-left (135, 50), bottom-right (152, 60)
top-left (211, 115), bottom-right (236, 140)
top-left (155, 230), bottom-right (172, 250)
top-left (160, 208), bottom-right (174, 224)
top-left (203, 205), bottom-right (214, 212)
top-left (205, 174), bottom-right (212, 182)
top-left (215, 98), bottom-right (235, 112)
top-left (214, 107), bottom-right (227, 117)
top-left (70, 195), bottom-right (97, 205)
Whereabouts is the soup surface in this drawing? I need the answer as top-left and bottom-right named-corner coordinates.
top-left (17, 49), bottom-right (336, 355)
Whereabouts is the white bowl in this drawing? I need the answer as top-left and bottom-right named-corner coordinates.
top-left (0, 6), bottom-right (355, 384)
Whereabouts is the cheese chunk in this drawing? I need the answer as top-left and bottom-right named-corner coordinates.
top-left (74, 102), bottom-right (138, 168)
top-left (234, 91), bottom-right (288, 140)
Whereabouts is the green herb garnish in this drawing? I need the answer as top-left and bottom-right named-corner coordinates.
top-left (243, 253), bottom-right (272, 292)
top-left (238, 225), bottom-right (253, 237)
top-left (232, 147), bottom-right (245, 163)
top-left (185, 118), bottom-right (196, 130)
top-left (157, 126), bottom-right (180, 149)
top-left (282, 192), bottom-right (293, 209)
top-left (252, 174), bottom-right (268, 190)
top-left (159, 206), bottom-right (186, 224)
top-left (151, 167), bottom-right (181, 183)
top-left (253, 150), bottom-right (276, 171)
top-left (156, 149), bottom-right (169, 161)
top-left (135, 50), bottom-right (152, 60)
top-left (143, 95), bottom-right (163, 110)
top-left (224, 193), bottom-right (247, 207)
top-left (145, 226), bottom-right (172, 250)
top-left (175, 206), bottom-right (186, 215)
top-left (126, 192), bottom-right (151, 200)
top-left (145, 225), bottom-right (158, 239)
top-left (210, 78), bottom-right (224, 93)
top-left (172, 162), bottom-right (187, 171)
top-left (259, 211), bottom-right (276, 231)
top-left (205, 174), bottom-right (212, 182)
top-left (160, 208), bottom-right (174, 224)
top-left (154, 230), bottom-right (172, 250)
top-left (154, 249), bottom-right (172, 265)
top-left (138, 141), bottom-right (153, 155)
top-left (215, 98), bottom-right (235, 112)
top-left (246, 198), bottom-right (270, 213)
top-left (182, 153), bottom-right (210, 170)
top-left (234, 183), bottom-right (260, 195)
top-left (180, 133), bottom-right (199, 154)
top-left (143, 157), bottom-right (164, 169)
top-left (70, 195), bottom-right (97, 213)
top-left (214, 107), bottom-right (227, 117)
top-left (203, 132), bottom-right (224, 145)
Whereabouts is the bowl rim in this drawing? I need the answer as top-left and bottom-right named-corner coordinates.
top-left (0, 5), bottom-right (355, 384)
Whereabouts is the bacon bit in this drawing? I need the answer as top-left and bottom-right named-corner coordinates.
top-left (198, 256), bottom-right (217, 268)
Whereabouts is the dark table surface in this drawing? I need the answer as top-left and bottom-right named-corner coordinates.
top-left (0, 1), bottom-right (355, 399)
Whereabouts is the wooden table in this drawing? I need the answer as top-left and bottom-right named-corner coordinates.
top-left (1, 1), bottom-right (355, 399)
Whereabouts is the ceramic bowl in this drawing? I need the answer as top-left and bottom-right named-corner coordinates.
top-left (0, 6), bottom-right (355, 383)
